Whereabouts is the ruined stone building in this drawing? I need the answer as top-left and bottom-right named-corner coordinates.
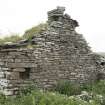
top-left (0, 7), bottom-right (105, 95)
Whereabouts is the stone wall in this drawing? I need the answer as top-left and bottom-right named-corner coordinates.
top-left (0, 7), bottom-right (104, 95)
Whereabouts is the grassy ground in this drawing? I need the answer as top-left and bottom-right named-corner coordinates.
top-left (0, 80), bottom-right (105, 105)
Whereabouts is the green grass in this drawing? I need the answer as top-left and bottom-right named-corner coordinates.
top-left (0, 23), bottom-right (47, 45)
top-left (54, 80), bottom-right (81, 96)
top-left (0, 89), bottom-right (99, 105)
top-left (81, 80), bottom-right (105, 95)
top-left (0, 80), bottom-right (105, 105)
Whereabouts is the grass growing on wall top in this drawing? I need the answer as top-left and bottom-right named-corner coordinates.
top-left (0, 23), bottom-right (47, 45)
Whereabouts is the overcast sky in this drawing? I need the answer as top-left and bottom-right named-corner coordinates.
top-left (0, 0), bottom-right (105, 52)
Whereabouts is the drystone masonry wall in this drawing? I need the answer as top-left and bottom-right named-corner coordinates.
top-left (0, 6), bottom-right (105, 95)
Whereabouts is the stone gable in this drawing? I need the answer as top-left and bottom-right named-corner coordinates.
top-left (0, 7), bottom-right (105, 95)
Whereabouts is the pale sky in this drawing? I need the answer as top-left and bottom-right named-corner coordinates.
top-left (0, 0), bottom-right (105, 52)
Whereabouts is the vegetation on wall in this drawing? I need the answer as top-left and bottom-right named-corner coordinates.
top-left (0, 23), bottom-right (48, 45)
top-left (0, 34), bottom-right (23, 44)
top-left (23, 23), bottom-right (48, 40)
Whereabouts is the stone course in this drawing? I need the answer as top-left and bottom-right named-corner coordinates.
top-left (0, 6), bottom-right (105, 95)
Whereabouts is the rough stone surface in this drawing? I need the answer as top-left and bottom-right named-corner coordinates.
top-left (0, 7), bottom-right (105, 95)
